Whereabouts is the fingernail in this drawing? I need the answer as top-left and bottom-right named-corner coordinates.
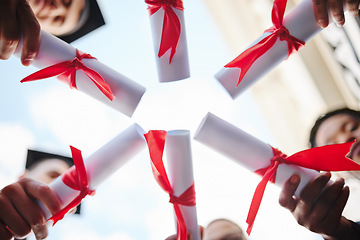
top-left (318, 20), bottom-right (328, 28)
top-left (335, 22), bottom-right (344, 27)
top-left (32, 224), bottom-right (47, 240)
top-left (336, 177), bottom-right (345, 184)
top-left (290, 175), bottom-right (300, 184)
top-left (334, 19), bottom-right (345, 27)
top-left (23, 58), bottom-right (34, 66)
top-left (23, 52), bottom-right (36, 66)
top-left (35, 232), bottom-right (47, 239)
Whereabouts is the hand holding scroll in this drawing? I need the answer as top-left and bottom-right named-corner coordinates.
top-left (279, 172), bottom-right (360, 240)
top-left (312, 0), bottom-right (360, 28)
top-left (0, 0), bottom-right (40, 66)
top-left (0, 178), bottom-right (61, 240)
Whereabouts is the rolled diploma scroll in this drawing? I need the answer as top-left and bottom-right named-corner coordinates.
top-left (215, 0), bottom-right (321, 99)
top-left (194, 112), bottom-right (321, 197)
top-left (14, 30), bottom-right (146, 117)
top-left (39, 123), bottom-right (146, 219)
top-left (149, 7), bottom-right (190, 82)
top-left (165, 130), bottom-right (201, 240)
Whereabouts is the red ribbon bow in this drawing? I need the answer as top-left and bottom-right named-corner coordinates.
top-left (145, 0), bottom-right (184, 63)
top-left (48, 146), bottom-right (95, 225)
top-left (144, 130), bottom-right (196, 240)
top-left (225, 0), bottom-right (305, 87)
top-left (21, 49), bottom-right (115, 101)
top-left (246, 141), bottom-right (360, 235)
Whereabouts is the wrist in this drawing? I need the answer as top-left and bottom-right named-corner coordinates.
top-left (322, 218), bottom-right (360, 240)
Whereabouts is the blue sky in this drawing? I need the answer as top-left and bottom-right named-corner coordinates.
top-left (0, 1), bottom-right (322, 239)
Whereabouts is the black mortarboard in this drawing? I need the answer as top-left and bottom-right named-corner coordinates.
top-left (25, 149), bottom-right (74, 170)
top-left (58, 0), bottom-right (105, 43)
top-left (25, 149), bottom-right (81, 215)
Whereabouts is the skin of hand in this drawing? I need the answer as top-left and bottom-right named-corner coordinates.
top-left (165, 226), bottom-right (204, 240)
top-left (312, 0), bottom-right (360, 28)
top-left (278, 172), bottom-right (360, 240)
top-left (0, 0), bottom-right (41, 66)
top-left (0, 178), bottom-right (62, 240)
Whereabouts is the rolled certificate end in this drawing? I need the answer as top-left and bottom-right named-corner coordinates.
top-left (215, 0), bottom-right (321, 99)
top-left (39, 123), bottom-right (146, 220)
top-left (194, 112), bottom-right (320, 197)
top-left (166, 130), bottom-right (201, 240)
top-left (68, 59), bottom-right (146, 117)
top-left (149, 7), bottom-right (190, 82)
top-left (86, 123), bottom-right (146, 189)
top-left (215, 55), bottom-right (281, 99)
top-left (15, 30), bottom-right (146, 117)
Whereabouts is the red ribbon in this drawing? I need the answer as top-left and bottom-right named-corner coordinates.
top-left (21, 49), bottom-right (115, 101)
top-left (48, 146), bottom-right (95, 225)
top-left (225, 0), bottom-right (305, 87)
top-left (246, 141), bottom-right (360, 235)
top-left (145, 0), bottom-right (184, 63)
top-left (144, 130), bottom-right (196, 240)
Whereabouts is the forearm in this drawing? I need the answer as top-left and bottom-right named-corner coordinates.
top-left (322, 218), bottom-right (360, 240)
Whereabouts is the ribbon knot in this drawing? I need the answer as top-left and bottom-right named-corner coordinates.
top-left (253, 148), bottom-right (287, 184)
top-left (161, 0), bottom-right (175, 6)
top-left (80, 188), bottom-right (96, 198)
top-left (162, 4), bottom-right (172, 11)
top-left (48, 146), bottom-right (95, 226)
top-left (224, 0), bottom-right (305, 87)
top-left (169, 193), bottom-right (178, 204)
top-left (144, 130), bottom-right (196, 240)
top-left (72, 58), bottom-right (84, 70)
top-left (145, 0), bottom-right (184, 63)
top-left (21, 49), bottom-right (115, 101)
top-left (270, 148), bottom-right (287, 164)
top-left (246, 141), bottom-right (360, 235)
top-left (274, 26), bottom-right (290, 40)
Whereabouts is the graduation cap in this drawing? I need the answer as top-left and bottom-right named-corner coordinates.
top-left (26, 149), bottom-right (81, 215)
top-left (58, 0), bottom-right (105, 43)
top-left (26, 149), bottom-right (74, 170)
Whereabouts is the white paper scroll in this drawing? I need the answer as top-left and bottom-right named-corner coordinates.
top-left (165, 130), bottom-right (201, 240)
top-left (39, 123), bottom-right (146, 219)
top-left (14, 30), bottom-right (146, 117)
top-left (215, 0), bottom-right (322, 99)
top-left (194, 112), bottom-right (321, 197)
top-left (149, 7), bottom-right (190, 82)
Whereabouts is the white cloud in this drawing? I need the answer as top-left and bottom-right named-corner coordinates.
top-left (61, 231), bottom-right (135, 240)
top-left (28, 88), bottom-right (132, 154)
top-left (132, 77), bottom-right (238, 133)
top-left (0, 124), bottom-right (35, 187)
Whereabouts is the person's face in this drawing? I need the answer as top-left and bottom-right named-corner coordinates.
top-left (24, 158), bottom-right (70, 184)
top-left (203, 219), bottom-right (246, 240)
top-left (28, 0), bottom-right (86, 36)
top-left (315, 114), bottom-right (360, 163)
